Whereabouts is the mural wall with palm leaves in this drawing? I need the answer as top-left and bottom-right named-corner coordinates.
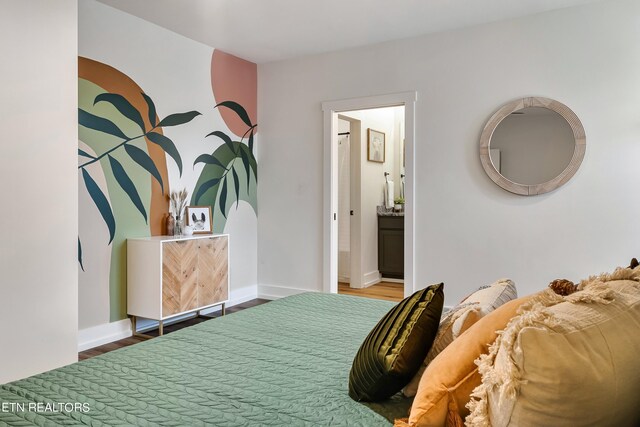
top-left (192, 101), bottom-right (257, 231)
top-left (79, 91), bottom-right (200, 261)
top-left (79, 54), bottom-right (257, 324)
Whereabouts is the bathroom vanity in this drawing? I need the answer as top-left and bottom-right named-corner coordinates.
top-left (378, 209), bottom-right (404, 279)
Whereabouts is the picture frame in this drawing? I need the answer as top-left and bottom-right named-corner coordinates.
top-left (367, 128), bottom-right (385, 163)
top-left (185, 205), bottom-right (213, 234)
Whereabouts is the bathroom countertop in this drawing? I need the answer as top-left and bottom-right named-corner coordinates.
top-left (377, 206), bottom-right (405, 217)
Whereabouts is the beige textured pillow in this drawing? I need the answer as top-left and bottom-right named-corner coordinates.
top-left (403, 279), bottom-right (517, 397)
top-left (467, 268), bottom-right (640, 427)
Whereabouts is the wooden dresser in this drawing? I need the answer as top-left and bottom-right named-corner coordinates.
top-left (127, 234), bottom-right (229, 335)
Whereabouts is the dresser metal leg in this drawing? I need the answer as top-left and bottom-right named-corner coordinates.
top-left (159, 320), bottom-right (164, 336)
top-left (221, 302), bottom-right (226, 316)
top-left (130, 315), bottom-right (154, 339)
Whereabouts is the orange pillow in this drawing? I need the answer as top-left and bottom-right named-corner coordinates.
top-left (395, 295), bottom-right (537, 427)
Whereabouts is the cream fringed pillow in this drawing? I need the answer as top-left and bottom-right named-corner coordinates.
top-left (394, 294), bottom-right (538, 427)
top-left (466, 268), bottom-right (640, 427)
top-left (403, 279), bottom-right (517, 397)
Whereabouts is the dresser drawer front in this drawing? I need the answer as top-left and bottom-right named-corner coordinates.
top-left (161, 236), bottom-right (229, 318)
top-left (162, 240), bottom-right (199, 317)
top-left (198, 236), bottom-right (229, 307)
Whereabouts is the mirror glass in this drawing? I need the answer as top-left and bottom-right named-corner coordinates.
top-left (490, 107), bottom-right (575, 185)
top-left (480, 97), bottom-right (585, 196)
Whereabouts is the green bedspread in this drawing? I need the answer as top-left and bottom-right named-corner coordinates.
top-left (0, 293), bottom-right (412, 426)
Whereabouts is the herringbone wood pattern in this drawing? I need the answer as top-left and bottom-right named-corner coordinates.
top-left (162, 237), bottom-right (229, 317)
top-left (162, 240), bottom-right (199, 316)
top-left (198, 237), bottom-right (228, 306)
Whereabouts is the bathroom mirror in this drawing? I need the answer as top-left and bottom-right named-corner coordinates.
top-left (479, 97), bottom-right (585, 196)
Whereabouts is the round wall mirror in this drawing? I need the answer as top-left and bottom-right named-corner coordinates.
top-left (479, 97), bottom-right (586, 195)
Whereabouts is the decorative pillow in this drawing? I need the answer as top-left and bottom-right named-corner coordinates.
top-left (403, 279), bottom-right (517, 397)
top-left (466, 268), bottom-right (640, 427)
top-left (460, 278), bottom-right (518, 308)
top-left (349, 283), bottom-right (444, 402)
top-left (395, 294), bottom-right (537, 427)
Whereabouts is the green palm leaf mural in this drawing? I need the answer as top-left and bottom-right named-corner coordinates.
top-left (108, 154), bottom-right (148, 223)
top-left (146, 131), bottom-right (183, 175)
top-left (81, 167), bottom-right (116, 243)
top-left (79, 109), bottom-right (128, 140)
top-left (124, 144), bottom-right (165, 193)
top-left (215, 101), bottom-right (252, 127)
top-left (78, 55), bottom-right (258, 324)
top-left (94, 93), bottom-right (146, 132)
top-left (78, 238), bottom-right (84, 272)
top-left (192, 101), bottom-right (257, 231)
top-left (78, 87), bottom-right (201, 263)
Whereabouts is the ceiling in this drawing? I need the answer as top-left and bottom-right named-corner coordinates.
top-left (97, 0), bottom-right (600, 64)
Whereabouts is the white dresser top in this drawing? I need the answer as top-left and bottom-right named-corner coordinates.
top-left (128, 234), bottom-right (228, 242)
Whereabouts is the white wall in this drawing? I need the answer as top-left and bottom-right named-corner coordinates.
top-left (0, 0), bottom-right (78, 383)
top-left (258, 0), bottom-right (640, 304)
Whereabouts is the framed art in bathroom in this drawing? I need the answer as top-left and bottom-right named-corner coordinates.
top-left (185, 205), bottom-right (213, 234)
top-left (367, 128), bottom-right (385, 163)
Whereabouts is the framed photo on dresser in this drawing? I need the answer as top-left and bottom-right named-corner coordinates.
top-left (185, 205), bottom-right (213, 234)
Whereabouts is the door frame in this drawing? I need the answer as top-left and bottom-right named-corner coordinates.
top-left (336, 114), bottom-right (362, 287)
top-left (322, 91), bottom-right (417, 298)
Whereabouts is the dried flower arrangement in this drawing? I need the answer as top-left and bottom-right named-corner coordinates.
top-left (170, 189), bottom-right (189, 220)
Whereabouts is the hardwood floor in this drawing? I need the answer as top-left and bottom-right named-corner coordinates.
top-left (338, 281), bottom-right (404, 302)
top-left (78, 299), bottom-right (270, 361)
top-left (79, 285), bottom-right (403, 361)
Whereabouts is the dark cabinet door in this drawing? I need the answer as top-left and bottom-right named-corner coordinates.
top-left (378, 216), bottom-right (404, 279)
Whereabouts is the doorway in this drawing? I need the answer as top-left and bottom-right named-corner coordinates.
top-left (322, 92), bottom-right (417, 300)
top-left (336, 107), bottom-right (405, 302)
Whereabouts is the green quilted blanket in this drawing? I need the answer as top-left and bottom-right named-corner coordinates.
top-left (0, 293), bottom-right (412, 426)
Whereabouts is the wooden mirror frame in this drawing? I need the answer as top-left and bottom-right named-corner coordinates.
top-left (479, 97), bottom-right (586, 196)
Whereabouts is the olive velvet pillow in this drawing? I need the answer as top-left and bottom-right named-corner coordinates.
top-left (349, 283), bottom-right (444, 402)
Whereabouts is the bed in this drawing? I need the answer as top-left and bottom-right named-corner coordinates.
top-left (0, 293), bottom-right (412, 426)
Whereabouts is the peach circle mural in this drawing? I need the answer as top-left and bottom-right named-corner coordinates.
top-left (211, 50), bottom-right (258, 137)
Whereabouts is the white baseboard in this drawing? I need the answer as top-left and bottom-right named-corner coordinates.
top-left (381, 277), bottom-right (404, 284)
top-left (134, 286), bottom-right (259, 333)
top-left (78, 319), bottom-right (131, 352)
top-left (338, 276), bottom-right (350, 284)
top-left (348, 271), bottom-right (381, 289)
top-left (363, 270), bottom-right (381, 287)
top-left (257, 284), bottom-right (310, 300)
top-left (229, 286), bottom-right (259, 307)
top-left (78, 286), bottom-right (258, 352)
